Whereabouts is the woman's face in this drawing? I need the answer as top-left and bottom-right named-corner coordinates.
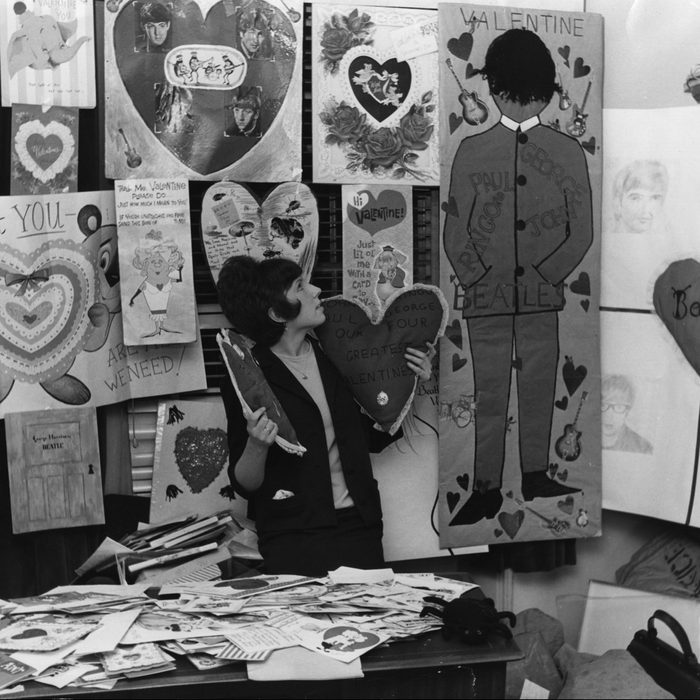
top-left (145, 253), bottom-right (170, 284)
top-left (283, 276), bottom-right (325, 331)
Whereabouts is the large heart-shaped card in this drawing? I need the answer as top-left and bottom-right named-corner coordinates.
top-left (201, 181), bottom-right (318, 283)
top-left (316, 285), bottom-right (447, 433)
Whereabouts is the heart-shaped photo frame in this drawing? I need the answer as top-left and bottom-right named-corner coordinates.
top-left (315, 285), bottom-right (447, 434)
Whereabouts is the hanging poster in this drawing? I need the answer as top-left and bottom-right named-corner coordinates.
top-left (149, 398), bottom-right (247, 525)
top-left (438, 5), bottom-right (603, 548)
top-left (200, 181), bottom-right (318, 284)
top-left (0, 0), bottom-right (95, 108)
top-left (10, 104), bottom-right (78, 195)
top-left (312, 4), bottom-right (439, 185)
top-left (104, 0), bottom-right (303, 182)
top-left (0, 190), bottom-right (207, 418)
top-left (341, 185), bottom-right (412, 320)
top-left (115, 179), bottom-right (196, 345)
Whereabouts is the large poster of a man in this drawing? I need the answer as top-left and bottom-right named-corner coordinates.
top-left (438, 5), bottom-right (603, 547)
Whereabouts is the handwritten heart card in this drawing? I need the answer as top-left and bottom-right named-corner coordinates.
top-left (312, 4), bottom-right (439, 185)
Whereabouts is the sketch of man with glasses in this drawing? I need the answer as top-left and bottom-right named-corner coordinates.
top-left (602, 374), bottom-right (652, 454)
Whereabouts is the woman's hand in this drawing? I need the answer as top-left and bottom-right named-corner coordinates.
top-left (405, 341), bottom-right (437, 382)
top-left (246, 406), bottom-right (278, 448)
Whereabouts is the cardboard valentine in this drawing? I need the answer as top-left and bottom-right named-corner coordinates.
top-left (105, 0), bottom-right (303, 181)
top-left (315, 285), bottom-right (447, 434)
top-left (201, 181), bottom-right (318, 284)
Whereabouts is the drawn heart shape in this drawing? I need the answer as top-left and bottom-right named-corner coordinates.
top-left (569, 272), bottom-right (590, 296)
top-left (15, 120), bottom-right (74, 184)
top-left (346, 189), bottom-right (407, 236)
top-left (558, 45), bottom-right (571, 67)
top-left (562, 356), bottom-right (587, 396)
top-left (555, 396), bottom-right (568, 410)
top-left (573, 57), bottom-right (591, 78)
top-left (452, 353), bottom-right (467, 372)
top-left (448, 112), bottom-right (463, 134)
top-left (11, 628), bottom-right (48, 640)
top-left (557, 495), bottom-right (574, 515)
top-left (322, 625), bottom-right (380, 653)
top-left (494, 528), bottom-right (503, 538)
top-left (446, 319), bottom-right (462, 349)
top-left (447, 491), bottom-right (460, 512)
top-left (316, 286), bottom-right (447, 434)
top-left (582, 137), bottom-right (596, 155)
top-left (447, 32), bottom-right (473, 61)
top-left (548, 462), bottom-right (559, 478)
top-left (505, 490), bottom-right (514, 499)
top-left (23, 313), bottom-right (38, 325)
top-left (464, 62), bottom-right (478, 79)
top-left (512, 357), bottom-right (523, 370)
top-left (348, 55), bottom-right (411, 123)
top-left (653, 259), bottom-right (700, 377)
top-left (498, 510), bottom-right (524, 539)
top-left (174, 426), bottom-right (229, 494)
top-left (580, 299), bottom-right (590, 312)
top-left (0, 240), bottom-right (97, 384)
top-left (200, 181), bottom-right (318, 284)
top-left (441, 196), bottom-right (459, 218)
top-left (112, 0), bottom-right (296, 176)
top-left (558, 468), bottom-right (569, 482)
top-left (456, 473), bottom-right (470, 491)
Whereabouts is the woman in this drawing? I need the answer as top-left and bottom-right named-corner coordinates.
top-left (217, 255), bottom-right (433, 576)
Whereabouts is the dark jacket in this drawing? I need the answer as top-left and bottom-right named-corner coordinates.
top-left (221, 337), bottom-right (397, 535)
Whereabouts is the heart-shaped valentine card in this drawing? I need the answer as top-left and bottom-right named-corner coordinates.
top-left (348, 55), bottom-right (412, 123)
top-left (315, 285), bottom-right (447, 434)
top-left (201, 181), bottom-right (318, 284)
top-left (345, 188), bottom-right (407, 236)
top-left (174, 426), bottom-right (229, 494)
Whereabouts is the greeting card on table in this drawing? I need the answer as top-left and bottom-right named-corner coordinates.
top-left (11, 104), bottom-right (78, 195)
top-left (105, 0), bottom-right (303, 182)
top-left (0, 0), bottom-right (95, 107)
top-left (312, 4), bottom-right (439, 185)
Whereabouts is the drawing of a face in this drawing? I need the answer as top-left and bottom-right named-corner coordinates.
top-left (601, 389), bottom-right (631, 446)
top-left (612, 160), bottom-right (668, 234)
top-left (233, 106), bottom-right (256, 131)
top-left (618, 187), bottom-right (665, 234)
top-left (145, 252), bottom-right (170, 285)
top-left (241, 28), bottom-right (264, 56)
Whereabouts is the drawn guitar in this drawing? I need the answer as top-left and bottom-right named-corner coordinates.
top-left (565, 81), bottom-right (591, 137)
top-left (554, 390), bottom-right (588, 462)
top-left (445, 58), bottom-right (489, 126)
top-left (557, 73), bottom-right (572, 110)
top-left (279, 0), bottom-right (301, 22)
top-left (118, 128), bottom-right (142, 169)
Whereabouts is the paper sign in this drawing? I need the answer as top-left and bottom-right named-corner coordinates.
top-left (211, 199), bottom-right (240, 229)
top-left (391, 16), bottom-right (438, 61)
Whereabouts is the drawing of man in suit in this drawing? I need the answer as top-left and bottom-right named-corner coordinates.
top-left (444, 29), bottom-right (593, 525)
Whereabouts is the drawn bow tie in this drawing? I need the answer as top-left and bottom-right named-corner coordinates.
top-left (6, 268), bottom-right (51, 296)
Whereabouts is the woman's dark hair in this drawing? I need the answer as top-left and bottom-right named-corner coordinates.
top-left (478, 28), bottom-right (560, 105)
top-left (217, 255), bottom-right (302, 346)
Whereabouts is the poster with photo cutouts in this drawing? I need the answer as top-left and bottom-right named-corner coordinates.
top-left (0, 0), bottom-right (95, 108)
top-left (11, 104), bottom-right (78, 195)
top-left (0, 190), bottom-right (206, 419)
top-left (312, 4), bottom-right (439, 185)
top-left (104, 0), bottom-right (303, 182)
top-left (115, 179), bottom-right (197, 346)
top-left (342, 185), bottom-right (412, 321)
top-left (438, 4), bottom-right (603, 548)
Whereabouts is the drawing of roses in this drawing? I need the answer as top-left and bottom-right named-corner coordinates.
top-left (361, 127), bottom-right (405, 171)
top-left (319, 8), bottom-right (374, 74)
top-left (399, 104), bottom-right (434, 151)
top-left (320, 101), bottom-right (369, 145)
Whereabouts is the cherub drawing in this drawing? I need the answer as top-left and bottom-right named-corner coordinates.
top-left (374, 244), bottom-right (407, 303)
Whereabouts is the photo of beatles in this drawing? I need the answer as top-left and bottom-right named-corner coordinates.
top-left (224, 86), bottom-right (263, 138)
top-left (236, 7), bottom-right (273, 60)
top-left (134, 1), bottom-right (172, 54)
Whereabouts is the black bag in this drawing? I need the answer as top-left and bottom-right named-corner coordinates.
top-left (627, 609), bottom-right (700, 699)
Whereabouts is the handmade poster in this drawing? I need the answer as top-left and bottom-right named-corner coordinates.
top-left (11, 104), bottom-right (78, 195)
top-left (104, 0), bottom-right (303, 181)
top-left (438, 5), bottom-right (603, 548)
top-left (5, 407), bottom-right (104, 534)
top-left (149, 397), bottom-right (248, 525)
top-left (341, 185), bottom-right (413, 320)
top-left (200, 181), bottom-right (318, 284)
top-left (0, 190), bottom-right (207, 418)
top-left (312, 4), bottom-right (440, 185)
top-left (0, 0), bottom-right (95, 108)
top-left (115, 179), bottom-right (196, 345)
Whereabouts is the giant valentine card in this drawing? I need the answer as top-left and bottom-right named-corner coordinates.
top-left (438, 5), bottom-right (603, 548)
top-left (0, 0), bottom-right (95, 108)
top-left (342, 185), bottom-right (412, 321)
top-left (11, 104), bottom-right (78, 195)
top-left (149, 398), bottom-right (247, 525)
top-left (105, 0), bottom-right (303, 182)
top-left (115, 179), bottom-right (197, 346)
top-left (0, 191), bottom-right (206, 418)
top-left (200, 181), bottom-right (318, 284)
top-left (312, 4), bottom-right (439, 185)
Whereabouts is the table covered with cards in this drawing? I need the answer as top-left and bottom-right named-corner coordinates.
top-left (0, 570), bottom-right (522, 699)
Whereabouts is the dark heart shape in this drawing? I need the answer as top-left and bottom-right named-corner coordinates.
top-left (316, 286), bottom-right (446, 433)
top-left (447, 32), bottom-right (473, 61)
top-left (447, 491), bottom-right (460, 512)
top-left (12, 628), bottom-right (48, 639)
top-left (174, 426), bottom-right (229, 494)
top-left (322, 625), bottom-right (380, 653)
top-left (448, 112), bottom-right (463, 134)
top-left (569, 272), bottom-right (591, 296)
top-left (580, 299), bottom-right (590, 312)
top-left (446, 319), bottom-right (462, 349)
top-left (557, 495), bottom-right (574, 514)
top-left (23, 314), bottom-right (38, 325)
top-left (348, 56), bottom-right (411, 123)
top-left (346, 189), bottom-right (407, 236)
top-left (512, 357), bottom-right (523, 370)
top-left (548, 462), bottom-right (559, 478)
top-left (498, 510), bottom-right (524, 539)
top-left (456, 473), bottom-right (470, 491)
top-left (441, 196), bottom-right (459, 218)
top-left (582, 137), bottom-right (597, 155)
top-left (558, 45), bottom-right (571, 67)
top-left (26, 134), bottom-right (64, 170)
top-left (505, 490), bottom-right (514, 499)
top-left (654, 260), bottom-right (700, 377)
top-left (494, 528), bottom-right (503, 537)
top-left (113, 0), bottom-right (296, 175)
top-left (452, 353), bottom-right (467, 372)
top-left (562, 356), bottom-right (587, 396)
top-left (558, 468), bottom-right (569, 482)
top-left (573, 57), bottom-right (591, 78)
top-left (464, 62), bottom-right (478, 79)
top-left (555, 396), bottom-right (568, 410)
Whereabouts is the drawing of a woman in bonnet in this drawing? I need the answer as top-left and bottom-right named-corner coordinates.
top-left (374, 244), bottom-right (407, 303)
